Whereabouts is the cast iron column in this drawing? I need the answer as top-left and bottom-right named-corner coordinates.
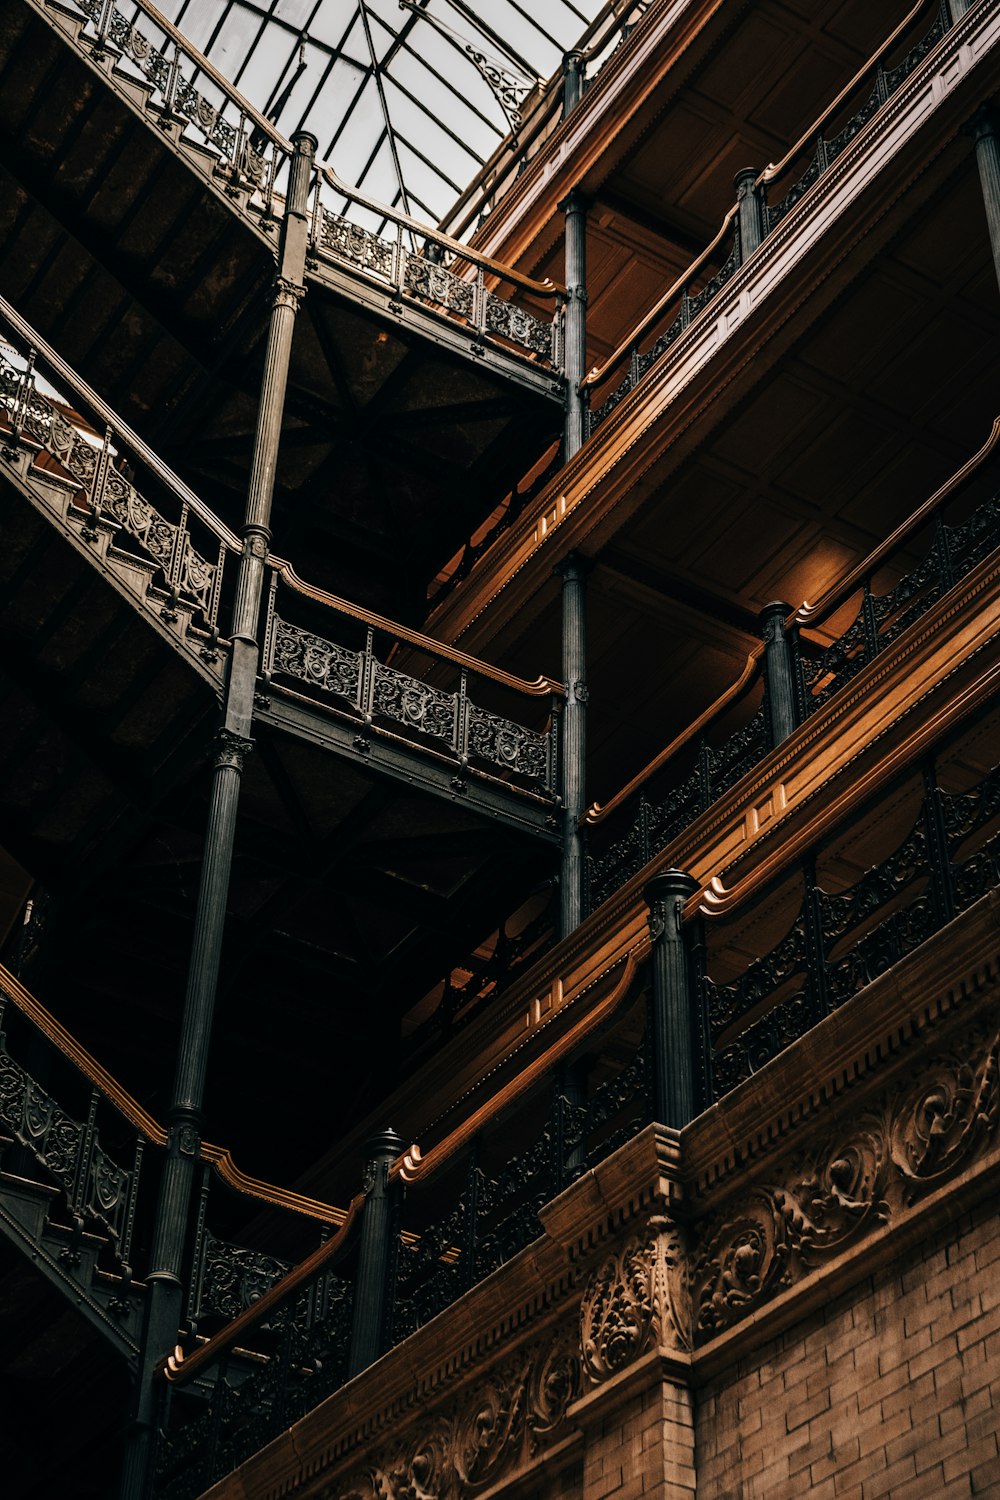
top-left (347, 1128), bottom-right (404, 1377)
top-left (966, 107), bottom-right (1000, 298)
top-left (119, 132), bottom-right (316, 1500)
top-left (734, 167), bottom-right (766, 261)
top-left (561, 190), bottom-right (588, 460)
top-left (759, 601), bottom-right (799, 748)
top-left (562, 49), bottom-right (584, 118)
top-left (645, 870), bottom-right (699, 1128)
top-left (558, 554), bottom-right (588, 938)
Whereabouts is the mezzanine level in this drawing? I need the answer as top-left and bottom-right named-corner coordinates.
top-left (426, 0), bottom-right (1000, 678)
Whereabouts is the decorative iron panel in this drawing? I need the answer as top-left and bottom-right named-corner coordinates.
top-left (0, 1047), bottom-right (131, 1246)
top-left (466, 704), bottom-right (550, 786)
top-left (0, 350), bottom-right (217, 616)
top-left (270, 618), bottom-right (362, 707)
top-left (371, 662), bottom-right (457, 746)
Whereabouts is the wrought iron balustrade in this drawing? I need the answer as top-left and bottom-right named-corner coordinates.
top-left (261, 567), bottom-right (563, 800)
top-left (402, 885), bottom-right (558, 1059)
top-left (0, 300), bottom-right (238, 642)
top-left (590, 702), bottom-right (773, 912)
top-left (798, 492), bottom-right (1000, 714)
top-left (583, 0), bottom-right (950, 437)
top-left (155, 958), bottom-right (650, 1495)
top-left (583, 424), bottom-right (1000, 922)
top-left (697, 742), bottom-right (1000, 1102)
top-left (0, 958), bottom-right (345, 1368)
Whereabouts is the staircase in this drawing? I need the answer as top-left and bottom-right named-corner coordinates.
top-left (1, 0), bottom-right (565, 619)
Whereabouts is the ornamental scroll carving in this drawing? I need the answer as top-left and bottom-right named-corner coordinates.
top-left (691, 1024), bottom-right (1000, 1338)
top-left (579, 1215), bottom-right (691, 1384)
top-left (329, 1330), bottom-right (578, 1500)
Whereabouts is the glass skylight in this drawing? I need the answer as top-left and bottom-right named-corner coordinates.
top-left (143, 0), bottom-right (606, 226)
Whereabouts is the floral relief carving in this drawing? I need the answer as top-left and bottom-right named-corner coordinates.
top-left (330, 1329), bottom-right (578, 1500)
top-left (692, 1026), bottom-right (1000, 1338)
top-left (580, 1214), bottom-right (690, 1384)
top-left (890, 1028), bottom-right (999, 1197)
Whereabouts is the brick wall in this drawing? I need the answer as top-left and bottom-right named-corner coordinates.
top-left (695, 1195), bottom-right (1000, 1498)
top-left (581, 1374), bottom-right (696, 1500)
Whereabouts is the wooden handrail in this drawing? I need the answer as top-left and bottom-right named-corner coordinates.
top-left (163, 1194), bottom-right (364, 1386)
top-left (0, 963), bottom-right (345, 1225)
top-left (585, 416), bottom-right (1000, 830)
top-left (321, 168), bottom-right (566, 299)
top-left (165, 952), bottom-right (642, 1385)
top-left (580, 207), bottom-right (738, 393)
top-left (580, 0), bottom-right (941, 398)
top-left (584, 647), bottom-right (763, 826)
top-left (396, 952), bottom-right (640, 1183)
top-left (275, 562), bottom-right (565, 698)
top-left (794, 415), bottom-right (1000, 629)
top-left (759, 0), bottom-right (934, 187)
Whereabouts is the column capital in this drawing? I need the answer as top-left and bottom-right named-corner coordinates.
top-left (554, 550), bottom-right (592, 582)
top-left (211, 728), bottom-right (254, 773)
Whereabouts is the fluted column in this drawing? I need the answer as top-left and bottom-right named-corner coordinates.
top-left (119, 132), bottom-right (316, 1500)
top-left (561, 190), bottom-right (588, 460)
top-left (558, 553), bottom-right (588, 938)
top-left (645, 870), bottom-right (699, 1128)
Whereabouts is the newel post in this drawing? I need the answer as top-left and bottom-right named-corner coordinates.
top-left (645, 870), bottom-right (700, 1128)
top-left (759, 601), bottom-right (800, 748)
top-left (734, 167), bottom-right (766, 262)
top-left (347, 1128), bottom-right (404, 1378)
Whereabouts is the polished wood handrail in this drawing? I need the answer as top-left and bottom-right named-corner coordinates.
top-left (165, 952), bottom-right (641, 1385)
top-left (275, 561), bottom-right (565, 698)
top-left (0, 963), bottom-right (346, 1225)
top-left (163, 1194), bottom-right (364, 1386)
top-left (584, 416), bottom-right (1000, 829)
top-left (584, 646), bottom-right (763, 826)
top-left (395, 952), bottom-right (639, 1183)
top-left (760, 0), bottom-right (934, 187)
top-left (688, 656), bottom-right (1000, 924)
top-left (581, 0), bottom-right (937, 396)
top-left (794, 415), bottom-right (1000, 628)
top-left (0, 297), bottom-right (562, 703)
top-left (580, 206), bottom-right (738, 392)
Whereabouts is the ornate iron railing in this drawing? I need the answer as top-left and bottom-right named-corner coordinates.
top-left (0, 296), bottom-right (239, 644)
top-left (403, 884), bottom-right (558, 1059)
top-left (155, 957), bottom-right (645, 1494)
top-left (0, 958), bottom-right (344, 1348)
top-left (1, 293), bottom-right (566, 804)
top-left (798, 495), bottom-right (1000, 714)
top-left (583, 421), bottom-right (1000, 920)
top-left (59, 0), bottom-right (566, 372)
top-left (582, 0), bottom-right (948, 434)
top-left (698, 745), bottom-right (1000, 1102)
top-left (261, 566), bottom-right (564, 800)
top-left (586, 700), bottom-right (768, 913)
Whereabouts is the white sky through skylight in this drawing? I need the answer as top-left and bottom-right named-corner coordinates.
top-left (135, 0), bottom-right (606, 226)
